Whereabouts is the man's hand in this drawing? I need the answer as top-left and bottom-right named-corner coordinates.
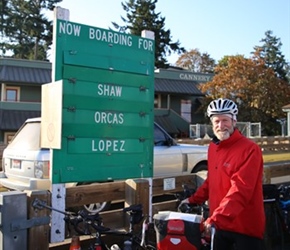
top-left (203, 221), bottom-right (212, 235)
top-left (179, 198), bottom-right (189, 205)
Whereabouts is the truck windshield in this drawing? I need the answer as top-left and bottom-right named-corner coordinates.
top-left (8, 121), bottom-right (41, 150)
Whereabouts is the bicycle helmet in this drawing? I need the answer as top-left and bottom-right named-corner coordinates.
top-left (207, 98), bottom-right (238, 119)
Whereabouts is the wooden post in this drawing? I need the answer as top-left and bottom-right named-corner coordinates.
top-left (263, 165), bottom-right (271, 184)
top-left (26, 190), bottom-right (51, 250)
top-left (125, 178), bottom-right (150, 227)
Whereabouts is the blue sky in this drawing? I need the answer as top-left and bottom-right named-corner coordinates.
top-left (48, 0), bottom-right (290, 65)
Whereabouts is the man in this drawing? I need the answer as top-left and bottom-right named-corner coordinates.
top-left (181, 98), bottom-right (265, 250)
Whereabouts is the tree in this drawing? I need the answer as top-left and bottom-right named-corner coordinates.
top-left (252, 30), bottom-right (289, 82)
top-left (0, 0), bottom-right (62, 60)
top-left (112, 0), bottom-right (185, 68)
top-left (199, 55), bottom-right (290, 135)
top-left (175, 48), bottom-right (216, 73)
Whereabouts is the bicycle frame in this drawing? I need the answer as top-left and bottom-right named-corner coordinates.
top-left (32, 198), bottom-right (156, 250)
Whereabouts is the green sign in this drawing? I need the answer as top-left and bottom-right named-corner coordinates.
top-left (42, 19), bottom-right (155, 183)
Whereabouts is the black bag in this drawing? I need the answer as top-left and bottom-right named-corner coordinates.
top-left (263, 184), bottom-right (279, 201)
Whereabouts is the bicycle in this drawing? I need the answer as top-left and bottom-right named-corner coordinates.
top-left (278, 184), bottom-right (290, 234)
top-left (32, 198), bottom-right (156, 250)
top-left (176, 184), bottom-right (209, 220)
top-left (263, 183), bottom-right (290, 250)
top-left (176, 184), bottom-right (211, 250)
top-left (153, 183), bottom-right (211, 250)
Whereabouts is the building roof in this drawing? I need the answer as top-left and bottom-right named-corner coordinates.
top-left (0, 110), bottom-right (41, 130)
top-left (282, 104), bottom-right (290, 111)
top-left (0, 65), bottom-right (51, 84)
top-left (155, 78), bottom-right (203, 95)
top-left (0, 58), bottom-right (51, 84)
top-left (154, 115), bottom-right (180, 135)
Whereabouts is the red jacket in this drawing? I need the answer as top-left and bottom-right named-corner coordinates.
top-left (189, 129), bottom-right (265, 239)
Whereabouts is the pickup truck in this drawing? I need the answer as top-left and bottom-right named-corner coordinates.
top-left (0, 117), bottom-right (208, 213)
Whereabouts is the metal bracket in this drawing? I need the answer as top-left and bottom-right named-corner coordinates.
top-left (10, 216), bottom-right (50, 232)
top-left (139, 86), bottom-right (147, 91)
top-left (67, 135), bottom-right (76, 140)
top-left (68, 78), bottom-right (77, 83)
top-left (139, 111), bottom-right (147, 117)
top-left (67, 106), bottom-right (76, 112)
top-left (32, 197), bottom-right (69, 215)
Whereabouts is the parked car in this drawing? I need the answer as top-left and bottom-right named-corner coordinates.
top-left (0, 117), bottom-right (208, 213)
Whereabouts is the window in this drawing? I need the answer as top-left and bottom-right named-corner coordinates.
top-left (181, 99), bottom-right (192, 122)
top-left (4, 132), bottom-right (16, 144)
top-left (7, 89), bottom-right (18, 101)
top-left (154, 94), bottom-right (161, 108)
top-left (7, 121), bottom-right (41, 150)
top-left (1, 85), bottom-right (20, 102)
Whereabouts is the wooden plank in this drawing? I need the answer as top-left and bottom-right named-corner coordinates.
top-left (66, 181), bottom-right (125, 207)
top-left (263, 166), bottom-right (271, 184)
top-left (264, 163), bottom-right (290, 184)
top-left (125, 179), bottom-right (149, 211)
top-left (101, 209), bottom-right (126, 229)
top-left (125, 179), bottom-right (150, 230)
top-left (65, 174), bottom-right (203, 210)
top-left (269, 163), bottom-right (290, 178)
top-left (152, 200), bottom-right (178, 215)
top-left (152, 174), bottom-right (198, 195)
top-left (26, 190), bottom-right (51, 250)
top-left (65, 165), bottom-right (289, 209)
top-left (41, 80), bottom-right (63, 149)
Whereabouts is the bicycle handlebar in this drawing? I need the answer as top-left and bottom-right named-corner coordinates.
top-left (64, 209), bottom-right (111, 236)
top-left (176, 184), bottom-right (209, 216)
top-left (65, 204), bottom-right (145, 236)
top-left (32, 198), bottom-right (153, 248)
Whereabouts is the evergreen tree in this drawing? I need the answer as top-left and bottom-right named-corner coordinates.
top-left (112, 0), bottom-right (185, 68)
top-left (0, 0), bottom-right (61, 60)
top-left (252, 30), bottom-right (289, 82)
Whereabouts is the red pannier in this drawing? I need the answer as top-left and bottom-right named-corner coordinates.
top-left (153, 211), bottom-right (203, 250)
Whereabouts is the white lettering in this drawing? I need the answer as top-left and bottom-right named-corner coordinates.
top-left (89, 28), bottom-right (132, 47)
top-left (120, 140), bottom-right (125, 151)
top-left (59, 22), bottom-right (81, 36)
top-left (92, 140), bottom-right (97, 151)
top-left (102, 31), bottom-right (108, 42)
top-left (94, 112), bottom-right (124, 124)
top-left (59, 22), bottom-right (155, 51)
top-left (97, 84), bottom-right (122, 97)
top-left (138, 38), bottom-right (153, 51)
top-left (106, 140), bottom-right (112, 151)
top-left (89, 28), bottom-right (95, 39)
top-left (179, 73), bottom-right (211, 82)
top-left (91, 140), bottom-right (126, 152)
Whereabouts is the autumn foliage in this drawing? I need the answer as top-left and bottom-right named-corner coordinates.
top-left (199, 55), bottom-right (290, 135)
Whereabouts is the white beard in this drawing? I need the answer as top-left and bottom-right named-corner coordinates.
top-left (215, 130), bottom-right (231, 141)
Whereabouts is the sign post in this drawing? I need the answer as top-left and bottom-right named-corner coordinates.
top-left (42, 7), bottom-right (155, 242)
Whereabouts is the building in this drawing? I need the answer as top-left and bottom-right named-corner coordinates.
top-left (282, 103), bottom-right (290, 136)
top-left (0, 58), bottom-right (212, 143)
top-left (0, 58), bottom-right (50, 143)
top-left (154, 68), bottom-right (213, 137)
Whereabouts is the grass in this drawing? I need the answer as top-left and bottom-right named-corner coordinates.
top-left (263, 153), bottom-right (290, 163)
